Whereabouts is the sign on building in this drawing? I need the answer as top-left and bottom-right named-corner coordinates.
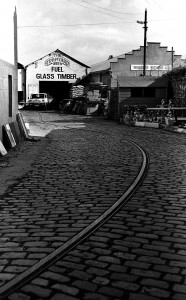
top-left (131, 65), bottom-right (172, 71)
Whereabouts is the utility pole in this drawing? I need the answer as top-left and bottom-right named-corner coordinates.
top-left (143, 9), bottom-right (148, 76)
top-left (14, 6), bottom-right (18, 69)
top-left (171, 47), bottom-right (174, 70)
top-left (137, 9), bottom-right (148, 76)
top-left (14, 6), bottom-right (18, 107)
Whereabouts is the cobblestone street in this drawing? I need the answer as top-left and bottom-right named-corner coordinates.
top-left (0, 114), bottom-right (186, 299)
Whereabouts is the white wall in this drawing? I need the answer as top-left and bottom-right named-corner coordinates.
top-left (0, 59), bottom-right (17, 140)
top-left (26, 50), bottom-right (88, 98)
top-left (0, 1), bottom-right (18, 140)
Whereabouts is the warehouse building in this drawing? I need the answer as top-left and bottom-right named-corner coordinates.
top-left (24, 49), bottom-right (90, 107)
top-left (89, 42), bottom-right (184, 119)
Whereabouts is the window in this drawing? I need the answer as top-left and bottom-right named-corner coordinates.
top-left (131, 88), bottom-right (143, 97)
top-left (8, 75), bottom-right (12, 117)
top-left (144, 88), bottom-right (155, 97)
top-left (131, 87), bottom-right (156, 97)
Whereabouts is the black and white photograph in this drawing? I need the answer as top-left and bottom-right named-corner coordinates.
top-left (0, 0), bottom-right (186, 299)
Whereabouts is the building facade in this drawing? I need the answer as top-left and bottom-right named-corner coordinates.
top-left (25, 49), bottom-right (89, 107)
top-left (0, 59), bottom-right (18, 140)
top-left (89, 42), bottom-right (184, 119)
top-left (0, 5), bottom-right (18, 141)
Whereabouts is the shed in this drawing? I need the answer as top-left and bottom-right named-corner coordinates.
top-left (109, 76), bottom-right (168, 120)
top-left (117, 75), bottom-right (168, 107)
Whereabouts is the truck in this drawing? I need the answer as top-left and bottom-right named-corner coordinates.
top-left (26, 93), bottom-right (53, 109)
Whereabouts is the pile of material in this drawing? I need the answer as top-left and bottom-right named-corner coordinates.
top-left (70, 85), bottom-right (84, 98)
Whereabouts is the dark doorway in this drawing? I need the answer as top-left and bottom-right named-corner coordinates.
top-left (8, 75), bottom-right (12, 117)
top-left (39, 81), bottom-right (71, 108)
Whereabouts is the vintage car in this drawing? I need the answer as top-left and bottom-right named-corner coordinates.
top-left (27, 93), bottom-right (53, 109)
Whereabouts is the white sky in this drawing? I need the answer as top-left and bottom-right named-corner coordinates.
top-left (15, 0), bottom-right (186, 66)
top-left (0, 0), bottom-right (17, 64)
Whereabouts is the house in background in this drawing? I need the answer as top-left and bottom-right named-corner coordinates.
top-left (0, 3), bottom-right (18, 141)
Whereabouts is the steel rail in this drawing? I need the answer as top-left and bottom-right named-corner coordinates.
top-left (0, 139), bottom-right (149, 299)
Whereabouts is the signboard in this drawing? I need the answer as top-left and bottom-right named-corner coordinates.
top-left (131, 65), bottom-right (172, 71)
top-left (45, 53), bottom-right (70, 67)
top-left (35, 52), bottom-right (76, 80)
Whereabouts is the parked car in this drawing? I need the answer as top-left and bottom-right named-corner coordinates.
top-left (26, 93), bottom-right (53, 109)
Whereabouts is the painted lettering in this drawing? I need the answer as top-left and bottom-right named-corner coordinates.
top-left (51, 67), bottom-right (63, 72)
top-left (45, 54), bottom-right (70, 67)
top-left (57, 74), bottom-right (76, 79)
top-left (36, 73), bottom-right (55, 79)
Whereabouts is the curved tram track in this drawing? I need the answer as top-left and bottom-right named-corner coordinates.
top-left (0, 138), bottom-right (149, 299)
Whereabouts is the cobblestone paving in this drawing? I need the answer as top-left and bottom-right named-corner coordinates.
top-left (0, 116), bottom-right (142, 296)
top-left (2, 116), bottom-right (186, 299)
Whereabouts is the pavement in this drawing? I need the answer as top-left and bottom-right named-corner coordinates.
top-left (0, 115), bottom-right (186, 299)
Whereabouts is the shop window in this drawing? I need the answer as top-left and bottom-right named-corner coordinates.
top-left (8, 75), bottom-right (12, 117)
top-left (131, 88), bottom-right (143, 97)
top-left (144, 88), bottom-right (155, 97)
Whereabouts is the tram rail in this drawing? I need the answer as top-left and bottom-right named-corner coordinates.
top-left (0, 139), bottom-right (149, 299)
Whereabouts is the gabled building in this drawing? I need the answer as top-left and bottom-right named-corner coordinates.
top-left (24, 49), bottom-right (90, 107)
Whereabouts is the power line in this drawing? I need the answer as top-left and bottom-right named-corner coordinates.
top-left (81, 0), bottom-right (142, 16)
top-left (66, 0), bottom-right (138, 20)
top-left (149, 18), bottom-right (175, 22)
top-left (145, 0), bottom-right (154, 7)
top-left (18, 21), bottom-right (135, 28)
top-left (149, 0), bottom-right (165, 12)
top-left (145, 0), bottom-right (165, 12)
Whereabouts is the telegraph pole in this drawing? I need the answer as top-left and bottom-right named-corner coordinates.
top-left (143, 9), bottom-right (148, 76)
top-left (171, 47), bottom-right (174, 70)
top-left (137, 9), bottom-right (148, 76)
top-left (14, 6), bottom-right (18, 69)
top-left (14, 6), bottom-right (18, 106)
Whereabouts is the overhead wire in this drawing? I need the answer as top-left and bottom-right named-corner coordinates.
top-left (81, 0), bottom-right (142, 16)
top-left (149, 0), bottom-right (165, 12)
top-left (18, 20), bottom-right (135, 28)
top-left (145, 0), bottom-right (165, 13)
top-left (17, 0), bottom-right (170, 29)
top-left (66, 0), bottom-right (139, 20)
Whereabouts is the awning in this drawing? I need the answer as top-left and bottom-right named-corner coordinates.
top-left (112, 76), bottom-right (168, 88)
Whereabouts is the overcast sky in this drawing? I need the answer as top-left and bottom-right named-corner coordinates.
top-left (16, 0), bottom-right (186, 67)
